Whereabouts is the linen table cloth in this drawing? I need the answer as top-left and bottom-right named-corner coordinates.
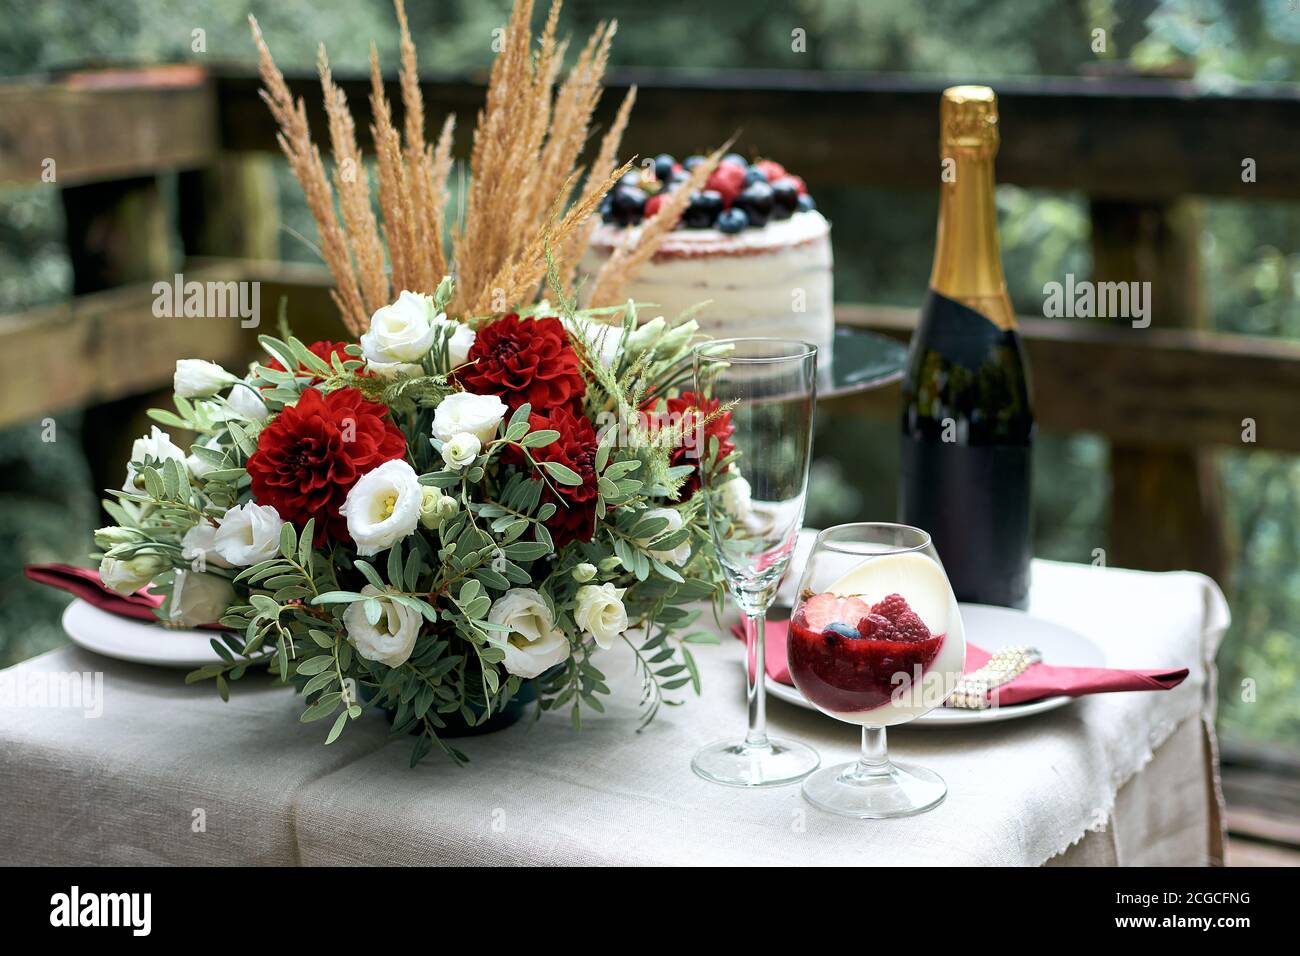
top-left (0, 559), bottom-right (1228, 866)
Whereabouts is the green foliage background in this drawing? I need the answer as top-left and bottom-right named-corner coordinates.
top-left (0, 0), bottom-right (1296, 745)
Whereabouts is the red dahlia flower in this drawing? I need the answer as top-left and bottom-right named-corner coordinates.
top-left (247, 387), bottom-right (406, 544)
top-left (664, 390), bottom-right (736, 500)
top-left (522, 404), bottom-right (599, 548)
top-left (457, 314), bottom-right (586, 414)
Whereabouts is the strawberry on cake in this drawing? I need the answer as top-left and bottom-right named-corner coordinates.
top-left (580, 152), bottom-right (834, 355)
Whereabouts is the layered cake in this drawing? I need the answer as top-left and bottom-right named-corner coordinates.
top-left (581, 153), bottom-right (834, 354)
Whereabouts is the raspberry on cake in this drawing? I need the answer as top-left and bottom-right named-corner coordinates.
top-left (581, 152), bottom-right (834, 356)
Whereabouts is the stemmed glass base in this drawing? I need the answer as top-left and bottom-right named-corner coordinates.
top-left (692, 736), bottom-right (820, 788)
top-left (801, 725), bottom-right (945, 818)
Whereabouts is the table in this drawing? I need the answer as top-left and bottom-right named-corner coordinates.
top-left (0, 559), bottom-right (1228, 866)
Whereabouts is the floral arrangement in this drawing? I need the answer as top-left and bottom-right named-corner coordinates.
top-left (90, 0), bottom-right (741, 764)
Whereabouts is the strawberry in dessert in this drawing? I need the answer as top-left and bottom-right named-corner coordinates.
top-left (789, 591), bottom-right (945, 715)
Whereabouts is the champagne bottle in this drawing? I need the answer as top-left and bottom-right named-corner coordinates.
top-left (898, 85), bottom-right (1034, 609)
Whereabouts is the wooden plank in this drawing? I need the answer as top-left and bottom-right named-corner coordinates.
top-left (4, 265), bottom-right (1299, 452)
top-left (0, 265), bottom-right (256, 430)
top-left (834, 303), bottom-right (1300, 453)
top-left (0, 65), bottom-right (217, 187)
top-left (212, 65), bottom-right (1300, 200)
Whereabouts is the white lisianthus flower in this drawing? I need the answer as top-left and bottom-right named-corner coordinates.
top-left (722, 472), bottom-right (753, 521)
top-left (361, 290), bottom-right (439, 363)
top-left (185, 435), bottom-right (224, 479)
top-left (94, 526), bottom-right (139, 549)
top-left (568, 317), bottom-right (622, 367)
top-left (213, 501), bottom-right (285, 567)
top-left (343, 585), bottom-right (421, 668)
top-left (637, 507), bottom-right (692, 567)
top-left (339, 459), bottom-right (423, 556)
top-left (488, 588), bottom-right (571, 679)
top-left (658, 318), bottom-right (700, 353)
top-left (431, 315), bottom-right (476, 369)
top-left (572, 562), bottom-right (597, 583)
top-left (366, 359), bottom-right (424, 380)
top-left (440, 432), bottom-right (481, 470)
top-left (99, 553), bottom-right (167, 596)
top-left (180, 522), bottom-right (231, 570)
top-left (432, 392), bottom-right (507, 444)
top-left (123, 426), bottom-right (188, 491)
top-left (174, 359), bottom-right (237, 398)
top-left (625, 315), bottom-right (666, 356)
top-left (225, 383), bottom-right (269, 422)
top-left (574, 583), bottom-right (629, 651)
top-left (169, 569), bottom-right (236, 628)
top-left (419, 486), bottom-right (448, 530)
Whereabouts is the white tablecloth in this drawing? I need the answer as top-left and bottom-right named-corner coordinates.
top-left (0, 560), bottom-right (1228, 866)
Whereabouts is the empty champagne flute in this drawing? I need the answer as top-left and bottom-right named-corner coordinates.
top-left (690, 338), bottom-right (820, 787)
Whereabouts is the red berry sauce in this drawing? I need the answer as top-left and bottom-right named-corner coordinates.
top-left (789, 592), bottom-right (944, 714)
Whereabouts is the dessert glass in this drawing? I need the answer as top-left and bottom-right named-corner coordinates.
top-left (789, 523), bottom-right (965, 817)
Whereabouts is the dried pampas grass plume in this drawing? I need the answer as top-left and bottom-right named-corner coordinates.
top-left (252, 0), bottom-right (719, 334)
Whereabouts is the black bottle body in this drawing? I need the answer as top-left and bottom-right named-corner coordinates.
top-left (899, 290), bottom-right (1034, 608)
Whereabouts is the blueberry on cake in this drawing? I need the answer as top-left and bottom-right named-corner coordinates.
top-left (581, 153), bottom-right (834, 355)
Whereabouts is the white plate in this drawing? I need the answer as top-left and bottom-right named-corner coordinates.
top-left (765, 603), bottom-right (1106, 727)
top-left (62, 598), bottom-right (228, 669)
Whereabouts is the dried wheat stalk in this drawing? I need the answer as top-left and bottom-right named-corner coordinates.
top-left (318, 46), bottom-right (389, 315)
top-left (250, 15), bottom-right (369, 335)
top-left (559, 84), bottom-right (636, 290)
top-left (255, 0), bottom-right (700, 332)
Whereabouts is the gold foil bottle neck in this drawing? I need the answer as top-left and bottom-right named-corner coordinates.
top-left (941, 85), bottom-right (999, 157)
top-left (931, 85), bottom-right (1015, 330)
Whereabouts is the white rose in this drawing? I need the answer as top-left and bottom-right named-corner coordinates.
top-left (361, 290), bottom-right (438, 363)
top-left (339, 459), bottom-right (423, 556)
top-left (574, 583), bottom-right (628, 651)
top-left (432, 315), bottom-right (475, 369)
top-left (343, 585), bottom-right (421, 668)
top-left (572, 562), bottom-right (597, 583)
top-left (722, 472), bottom-right (753, 521)
top-left (213, 501), bottom-right (285, 567)
top-left (123, 426), bottom-right (188, 491)
top-left (174, 359), bottom-right (237, 398)
top-left (180, 522), bottom-right (232, 570)
top-left (440, 432), bottom-right (481, 470)
top-left (225, 383), bottom-right (269, 422)
top-left (637, 507), bottom-right (692, 567)
top-left (98, 553), bottom-right (167, 596)
top-left (432, 392), bottom-right (507, 444)
top-left (488, 587), bottom-right (571, 678)
top-left (169, 570), bottom-right (235, 628)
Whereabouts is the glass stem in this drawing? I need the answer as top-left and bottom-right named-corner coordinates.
top-left (742, 610), bottom-right (769, 749)
top-left (856, 726), bottom-right (891, 777)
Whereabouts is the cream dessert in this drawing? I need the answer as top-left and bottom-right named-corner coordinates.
top-left (789, 551), bottom-right (966, 727)
top-left (580, 153), bottom-right (835, 356)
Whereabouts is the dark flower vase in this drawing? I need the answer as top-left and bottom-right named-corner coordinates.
top-left (363, 680), bottom-right (535, 738)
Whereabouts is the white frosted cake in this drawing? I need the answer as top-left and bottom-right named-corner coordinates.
top-left (581, 154), bottom-right (834, 355)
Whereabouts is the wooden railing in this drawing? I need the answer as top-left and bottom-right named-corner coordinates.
top-left (3, 62), bottom-right (1300, 585)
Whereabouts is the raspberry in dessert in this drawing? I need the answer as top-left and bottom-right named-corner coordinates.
top-left (790, 591), bottom-right (946, 717)
top-left (580, 153), bottom-right (834, 356)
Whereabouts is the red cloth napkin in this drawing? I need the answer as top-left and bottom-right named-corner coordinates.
top-left (25, 563), bottom-right (167, 622)
top-left (733, 618), bottom-right (1188, 707)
